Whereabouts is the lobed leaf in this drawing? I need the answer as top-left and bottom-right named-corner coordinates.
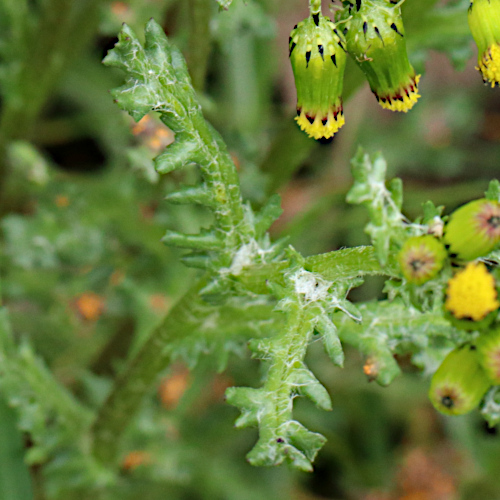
top-left (347, 148), bottom-right (406, 266)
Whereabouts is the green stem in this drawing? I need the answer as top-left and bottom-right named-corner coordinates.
top-left (309, 0), bottom-right (322, 15)
top-left (236, 246), bottom-right (393, 295)
top-left (252, 300), bottom-right (314, 460)
top-left (91, 278), bottom-right (210, 464)
top-left (191, 112), bottom-right (248, 247)
top-left (90, 245), bottom-right (390, 466)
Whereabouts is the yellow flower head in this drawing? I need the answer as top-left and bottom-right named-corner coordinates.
top-left (338, 0), bottom-right (421, 112)
top-left (468, 0), bottom-right (500, 87)
top-left (376, 75), bottom-right (421, 113)
top-left (478, 44), bottom-right (500, 88)
top-left (443, 198), bottom-right (500, 261)
top-left (445, 262), bottom-right (500, 322)
top-left (290, 14), bottom-right (347, 140)
top-left (398, 235), bottom-right (447, 285)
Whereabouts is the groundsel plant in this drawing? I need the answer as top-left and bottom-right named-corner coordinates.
top-left (98, 7), bottom-right (500, 470)
top-left (1, 0), bottom-right (500, 497)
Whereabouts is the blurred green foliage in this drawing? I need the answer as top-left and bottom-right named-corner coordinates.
top-left (1, 0), bottom-right (500, 499)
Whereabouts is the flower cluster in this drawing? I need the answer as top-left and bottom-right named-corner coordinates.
top-left (395, 196), bottom-right (500, 415)
top-left (289, 0), bottom-right (420, 140)
top-left (290, 0), bottom-right (500, 141)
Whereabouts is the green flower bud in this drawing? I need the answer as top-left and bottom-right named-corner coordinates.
top-left (444, 262), bottom-right (499, 330)
top-left (398, 235), bottom-right (447, 285)
top-left (468, 0), bottom-right (500, 87)
top-left (429, 345), bottom-right (491, 416)
top-left (339, 0), bottom-right (420, 112)
top-left (289, 14), bottom-right (347, 140)
top-left (476, 328), bottom-right (500, 384)
top-left (443, 198), bottom-right (500, 261)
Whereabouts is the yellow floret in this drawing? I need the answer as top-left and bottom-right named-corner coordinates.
top-left (295, 108), bottom-right (345, 140)
top-left (378, 75), bottom-right (421, 113)
top-left (478, 44), bottom-right (500, 87)
top-left (445, 262), bottom-right (500, 321)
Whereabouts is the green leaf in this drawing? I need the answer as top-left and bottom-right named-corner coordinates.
top-left (346, 148), bottom-right (405, 266)
top-left (225, 266), bottom-right (368, 470)
top-left (315, 315), bottom-right (344, 367)
top-left (422, 200), bottom-right (444, 224)
top-left (225, 387), bottom-right (264, 428)
top-left (104, 20), bottom-right (259, 269)
top-left (289, 366), bottom-right (332, 411)
top-left (334, 300), bottom-right (466, 385)
top-left (485, 179), bottom-right (500, 202)
top-left (254, 194), bottom-right (283, 238)
top-left (155, 134), bottom-right (200, 174)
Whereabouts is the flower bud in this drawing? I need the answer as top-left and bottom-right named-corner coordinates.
top-left (289, 14), bottom-right (347, 140)
top-left (445, 262), bottom-right (499, 330)
top-left (476, 328), bottom-right (500, 384)
top-left (429, 345), bottom-right (491, 416)
top-left (468, 0), bottom-right (500, 87)
top-left (443, 198), bottom-right (500, 261)
top-left (339, 0), bottom-right (420, 112)
top-left (398, 235), bottom-right (447, 285)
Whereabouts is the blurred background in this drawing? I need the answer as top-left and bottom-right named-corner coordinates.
top-left (1, 0), bottom-right (500, 498)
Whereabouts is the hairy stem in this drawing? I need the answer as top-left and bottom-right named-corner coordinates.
top-left (91, 278), bottom-right (209, 464)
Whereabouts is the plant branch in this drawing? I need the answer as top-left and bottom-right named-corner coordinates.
top-left (90, 245), bottom-right (392, 466)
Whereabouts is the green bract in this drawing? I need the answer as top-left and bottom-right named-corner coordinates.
top-left (398, 235), bottom-right (447, 285)
top-left (429, 345), bottom-right (491, 416)
top-left (468, 0), bottom-right (500, 87)
top-left (443, 198), bottom-right (500, 261)
top-left (476, 328), bottom-right (500, 384)
top-left (289, 14), bottom-right (347, 140)
top-left (338, 0), bottom-right (420, 112)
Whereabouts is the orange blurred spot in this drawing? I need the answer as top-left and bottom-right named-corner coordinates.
top-left (130, 114), bottom-right (174, 153)
top-left (397, 448), bottom-right (456, 500)
top-left (55, 195), bottom-right (70, 208)
top-left (74, 292), bottom-right (105, 321)
top-left (111, 2), bottom-right (129, 17)
top-left (122, 451), bottom-right (151, 471)
top-left (147, 137), bottom-right (162, 150)
top-left (156, 128), bottom-right (171, 139)
top-left (149, 294), bottom-right (170, 315)
top-left (158, 366), bottom-right (190, 409)
top-left (363, 357), bottom-right (378, 381)
top-left (230, 153), bottom-right (241, 171)
top-left (131, 115), bottom-right (151, 136)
